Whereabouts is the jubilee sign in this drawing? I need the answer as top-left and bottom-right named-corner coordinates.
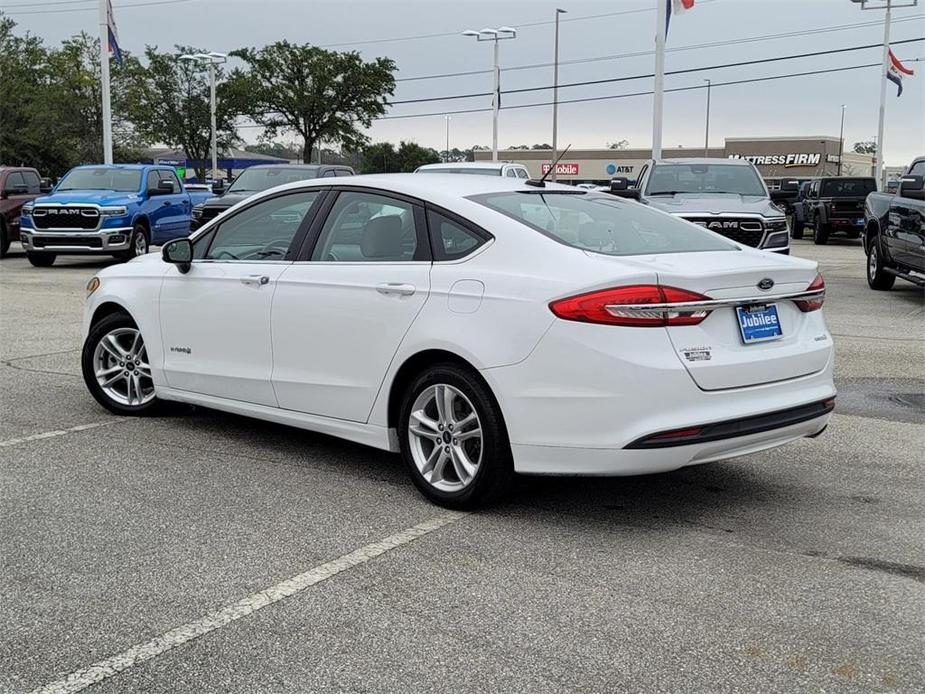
top-left (541, 162), bottom-right (580, 176)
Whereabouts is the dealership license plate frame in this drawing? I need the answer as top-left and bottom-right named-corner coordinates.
top-left (736, 303), bottom-right (783, 344)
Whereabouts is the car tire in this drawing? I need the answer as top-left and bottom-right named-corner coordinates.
top-left (81, 311), bottom-right (163, 416)
top-left (0, 221), bottom-right (9, 258)
top-left (27, 252), bottom-right (56, 267)
top-left (399, 362), bottom-right (514, 509)
top-left (117, 224), bottom-right (149, 262)
top-left (790, 217), bottom-right (804, 240)
top-left (813, 218), bottom-right (829, 245)
top-left (866, 235), bottom-right (895, 291)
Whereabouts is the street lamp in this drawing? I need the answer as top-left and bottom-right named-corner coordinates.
top-left (838, 104), bottom-right (847, 176)
top-left (444, 116), bottom-right (451, 162)
top-left (179, 51), bottom-right (227, 180)
top-left (462, 26), bottom-right (517, 160)
top-left (703, 79), bottom-right (711, 158)
top-left (551, 9), bottom-right (567, 181)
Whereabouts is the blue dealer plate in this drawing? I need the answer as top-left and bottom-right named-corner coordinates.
top-left (736, 304), bottom-right (783, 344)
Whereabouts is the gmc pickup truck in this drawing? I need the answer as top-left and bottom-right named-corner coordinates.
top-left (864, 157), bottom-right (925, 289)
top-left (19, 164), bottom-right (211, 267)
top-left (0, 166), bottom-right (51, 258)
top-left (608, 158), bottom-right (790, 253)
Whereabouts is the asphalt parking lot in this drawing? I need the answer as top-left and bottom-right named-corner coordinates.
top-left (1, 238), bottom-right (923, 693)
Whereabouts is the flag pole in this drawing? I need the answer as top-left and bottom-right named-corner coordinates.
top-left (652, 0), bottom-right (667, 160)
top-left (99, 0), bottom-right (113, 164)
top-left (874, 0), bottom-right (892, 184)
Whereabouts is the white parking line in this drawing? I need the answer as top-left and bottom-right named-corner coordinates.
top-left (27, 510), bottom-right (468, 694)
top-left (0, 421), bottom-right (120, 449)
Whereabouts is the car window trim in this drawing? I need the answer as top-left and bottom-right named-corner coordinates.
top-left (199, 188), bottom-right (329, 263)
top-left (295, 186), bottom-right (432, 263)
top-left (422, 201), bottom-right (494, 262)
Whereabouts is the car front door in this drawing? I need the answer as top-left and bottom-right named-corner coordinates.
top-left (155, 169), bottom-right (192, 241)
top-left (270, 188), bottom-right (432, 422)
top-left (159, 189), bottom-right (324, 406)
top-left (890, 191), bottom-right (925, 271)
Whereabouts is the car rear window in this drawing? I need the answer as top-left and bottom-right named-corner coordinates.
top-left (418, 168), bottom-right (503, 176)
top-left (821, 179), bottom-right (876, 196)
top-left (470, 191), bottom-right (738, 256)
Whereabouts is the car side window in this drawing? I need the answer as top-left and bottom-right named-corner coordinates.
top-left (312, 191), bottom-right (420, 262)
top-left (160, 169), bottom-right (181, 192)
top-left (335, 169), bottom-right (353, 177)
top-left (505, 168), bottom-right (518, 178)
top-left (427, 209), bottom-right (487, 261)
top-left (205, 191), bottom-right (321, 261)
top-left (146, 171), bottom-right (160, 193)
top-left (516, 168), bottom-right (529, 179)
top-left (909, 161), bottom-right (925, 177)
top-left (22, 171), bottom-right (41, 193)
top-left (321, 169), bottom-right (337, 178)
top-left (4, 172), bottom-right (25, 192)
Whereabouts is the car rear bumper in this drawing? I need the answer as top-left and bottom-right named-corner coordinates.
top-left (20, 226), bottom-right (133, 253)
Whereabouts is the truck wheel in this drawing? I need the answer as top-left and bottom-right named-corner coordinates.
top-left (813, 218), bottom-right (829, 245)
top-left (27, 252), bottom-right (56, 267)
top-left (118, 224), bottom-right (149, 262)
top-left (0, 223), bottom-right (9, 258)
top-left (867, 236), bottom-right (895, 290)
top-left (790, 217), bottom-right (804, 240)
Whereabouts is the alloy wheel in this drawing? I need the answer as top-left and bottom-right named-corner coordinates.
top-left (134, 231), bottom-right (148, 255)
top-left (92, 327), bottom-right (155, 406)
top-left (407, 384), bottom-right (482, 492)
top-left (868, 244), bottom-right (878, 281)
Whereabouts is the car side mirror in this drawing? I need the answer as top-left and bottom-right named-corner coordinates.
top-left (211, 180), bottom-right (225, 194)
top-left (899, 175), bottom-right (925, 200)
top-left (39, 179), bottom-right (53, 193)
top-left (162, 238), bottom-right (193, 273)
top-left (780, 180), bottom-right (799, 192)
top-left (609, 177), bottom-right (629, 191)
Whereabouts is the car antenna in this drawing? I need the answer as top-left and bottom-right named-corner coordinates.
top-left (525, 145), bottom-right (571, 188)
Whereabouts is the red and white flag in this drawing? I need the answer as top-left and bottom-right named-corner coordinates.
top-left (886, 49), bottom-right (914, 97)
top-left (666, 0), bottom-right (694, 36)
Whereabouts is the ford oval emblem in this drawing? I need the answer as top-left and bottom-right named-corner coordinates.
top-left (757, 278), bottom-right (775, 291)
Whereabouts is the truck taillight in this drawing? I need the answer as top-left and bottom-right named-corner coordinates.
top-left (549, 285), bottom-right (711, 327)
top-left (794, 274), bottom-right (825, 312)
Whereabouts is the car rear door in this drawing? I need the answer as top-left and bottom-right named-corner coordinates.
top-left (270, 188), bottom-right (431, 422)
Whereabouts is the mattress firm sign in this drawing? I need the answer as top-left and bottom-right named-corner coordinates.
top-left (728, 153), bottom-right (822, 167)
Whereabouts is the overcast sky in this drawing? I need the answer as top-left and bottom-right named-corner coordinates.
top-left (7, 0), bottom-right (924, 165)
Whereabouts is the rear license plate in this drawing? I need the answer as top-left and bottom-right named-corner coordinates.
top-left (736, 304), bottom-right (783, 344)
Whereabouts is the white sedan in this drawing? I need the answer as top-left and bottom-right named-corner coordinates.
top-left (81, 174), bottom-right (835, 507)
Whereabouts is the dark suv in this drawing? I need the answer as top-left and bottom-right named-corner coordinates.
top-left (191, 164), bottom-right (354, 230)
top-left (1, 167), bottom-right (51, 257)
top-left (800, 177), bottom-right (876, 245)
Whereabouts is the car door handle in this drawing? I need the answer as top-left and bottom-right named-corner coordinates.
top-left (162, 201), bottom-right (172, 206)
top-left (376, 282), bottom-right (416, 296)
top-left (240, 275), bottom-right (270, 286)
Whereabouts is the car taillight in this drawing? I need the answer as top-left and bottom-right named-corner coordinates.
top-left (794, 274), bottom-right (825, 312)
top-left (549, 285), bottom-right (711, 327)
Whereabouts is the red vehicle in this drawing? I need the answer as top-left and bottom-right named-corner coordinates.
top-left (0, 167), bottom-right (50, 258)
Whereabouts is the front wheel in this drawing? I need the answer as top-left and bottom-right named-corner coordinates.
top-left (813, 218), bottom-right (829, 245)
top-left (866, 237), bottom-right (896, 290)
top-left (117, 224), bottom-right (149, 262)
top-left (27, 252), bottom-right (56, 267)
top-left (399, 363), bottom-right (514, 509)
top-left (81, 311), bottom-right (161, 415)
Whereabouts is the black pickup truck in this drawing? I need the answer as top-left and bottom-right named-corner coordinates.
top-left (800, 176), bottom-right (876, 245)
top-left (863, 157), bottom-right (925, 290)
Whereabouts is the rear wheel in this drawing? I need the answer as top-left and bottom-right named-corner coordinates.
top-left (27, 252), bottom-right (56, 267)
top-left (866, 236), bottom-right (895, 290)
top-left (117, 224), bottom-right (149, 262)
top-left (399, 363), bottom-right (514, 509)
top-left (813, 217), bottom-right (829, 245)
top-left (81, 311), bottom-right (162, 415)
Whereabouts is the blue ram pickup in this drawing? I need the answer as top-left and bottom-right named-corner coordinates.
top-left (19, 164), bottom-right (212, 267)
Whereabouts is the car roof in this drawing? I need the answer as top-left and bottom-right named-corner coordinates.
top-left (652, 158), bottom-right (752, 166)
top-left (416, 162), bottom-right (523, 171)
top-left (71, 164), bottom-right (151, 171)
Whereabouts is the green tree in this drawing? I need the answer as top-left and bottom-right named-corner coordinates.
top-left (225, 41), bottom-right (395, 164)
top-left (360, 141), bottom-right (439, 173)
top-left (121, 45), bottom-right (238, 180)
top-left (853, 140), bottom-right (876, 154)
top-left (607, 139), bottom-right (630, 150)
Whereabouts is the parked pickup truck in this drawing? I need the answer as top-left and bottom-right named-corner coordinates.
top-left (0, 166), bottom-right (52, 258)
top-left (19, 164), bottom-right (211, 267)
top-left (863, 157), bottom-right (925, 290)
top-left (609, 158), bottom-right (790, 253)
top-left (798, 176), bottom-right (876, 245)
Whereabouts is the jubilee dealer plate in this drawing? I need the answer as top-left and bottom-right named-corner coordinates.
top-left (736, 304), bottom-right (783, 344)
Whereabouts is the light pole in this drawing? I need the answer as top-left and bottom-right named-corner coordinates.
top-left (462, 26), bottom-right (517, 160)
top-left (551, 8), bottom-right (567, 181)
top-left (179, 51), bottom-right (227, 180)
top-left (838, 105), bottom-right (847, 176)
top-left (703, 79), bottom-right (711, 158)
top-left (445, 116), bottom-right (451, 162)
top-left (849, 0), bottom-right (918, 184)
